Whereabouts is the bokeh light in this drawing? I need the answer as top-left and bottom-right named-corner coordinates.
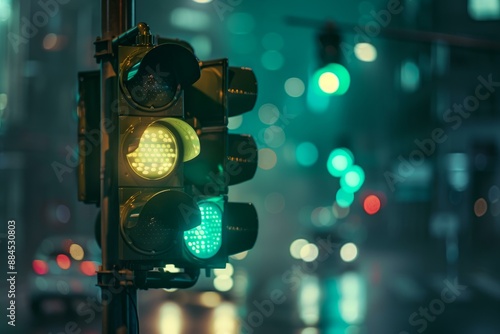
top-left (263, 126), bottom-right (286, 148)
top-left (284, 77), bottom-right (305, 97)
top-left (258, 148), bottom-right (277, 170)
top-left (313, 63), bottom-right (351, 95)
top-left (69, 243), bottom-right (84, 260)
top-left (354, 43), bottom-right (377, 62)
top-left (170, 7), bottom-right (210, 31)
top-left (296, 142), bottom-right (319, 167)
top-left (474, 198), bottom-right (488, 217)
top-left (80, 261), bottom-right (97, 276)
top-left (56, 254), bottom-right (71, 270)
top-left (214, 275), bottom-right (234, 292)
top-left (363, 195), bottom-right (381, 215)
top-left (0, 1), bottom-right (11, 21)
top-left (199, 291), bottom-right (221, 308)
top-left (43, 33), bottom-right (58, 50)
top-left (318, 72), bottom-right (339, 94)
top-left (340, 165), bottom-right (365, 192)
top-left (401, 60), bottom-right (420, 92)
top-left (214, 263), bottom-right (234, 277)
top-left (311, 206), bottom-right (334, 227)
top-left (340, 243), bottom-right (358, 262)
top-left (290, 239), bottom-right (309, 259)
top-left (300, 243), bottom-right (319, 262)
top-left (32, 260), bottom-right (49, 275)
top-left (56, 204), bottom-right (71, 223)
top-left (327, 148), bottom-right (354, 177)
top-left (258, 103), bottom-right (280, 125)
top-left (261, 50), bottom-right (285, 71)
top-left (333, 202), bottom-right (350, 219)
top-left (336, 188), bottom-right (355, 208)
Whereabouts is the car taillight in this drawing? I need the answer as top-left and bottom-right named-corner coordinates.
top-left (80, 261), bottom-right (97, 276)
top-left (32, 260), bottom-right (49, 275)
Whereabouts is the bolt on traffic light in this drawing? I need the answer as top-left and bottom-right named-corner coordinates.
top-left (312, 22), bottom-right (351, 96)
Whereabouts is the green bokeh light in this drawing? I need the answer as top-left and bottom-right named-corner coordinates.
top-left (336, 188), bottom-right (355, 208)
top-left (296, 142), bottom-right (319, 167)
top-left (184, 201), bottom-right (222, 259)
top-left (312, 63), bottom-right (351, 95)
top-left (327, 148), bottom-right (354, 177)
top-left (340, 165), bottom-right (365, 193)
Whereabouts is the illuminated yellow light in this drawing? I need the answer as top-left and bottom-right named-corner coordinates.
top-left (69, 244), bottom-right (84, 261)
top-left (127, 124), bottom-right (178, 180)
top-left (318, 72), bottom-right (340, 94)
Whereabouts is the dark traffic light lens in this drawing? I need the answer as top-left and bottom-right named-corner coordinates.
top-left (122, 190), bottom-right (201, 255)
top-left (124, 62), bottom-right (178, 109)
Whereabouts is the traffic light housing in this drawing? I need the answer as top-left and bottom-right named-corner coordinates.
top-left (181, 58), bottom-right (259, 269)
top-left (77, 23), bottom-right (258, 282)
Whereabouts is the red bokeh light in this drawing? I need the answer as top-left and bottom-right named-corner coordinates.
top-left (32, 260), bottom-right (49, 275)
top-left (56, 254), bottom-right (71, 270)
top-left (363, 195), bottom-right (381, 215)
top-left (80, 261), bottom-right (97, 276)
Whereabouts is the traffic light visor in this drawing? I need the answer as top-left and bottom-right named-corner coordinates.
top-left (121, 43), bottom-right (200, 111)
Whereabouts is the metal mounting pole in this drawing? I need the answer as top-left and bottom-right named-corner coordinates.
top-left (99, 0), bottom-right (136, 333)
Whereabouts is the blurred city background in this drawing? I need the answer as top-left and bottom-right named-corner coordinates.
top-left (1, 0), bottom-right (500, 333)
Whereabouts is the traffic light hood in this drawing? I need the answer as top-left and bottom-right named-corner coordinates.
top-left (131, 43), bottom-right (200, 88)
top-left (121, 43), bottom-right (200, 111)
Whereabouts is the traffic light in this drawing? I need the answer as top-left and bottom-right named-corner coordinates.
top-left (77, 23), bottom-right (258, 281)
top-left (116, 30), bottom-right (205, 270)
top-left (182, 58), bottom-right (259, 269)
top-left (311, 22), bottom-right (351, 96)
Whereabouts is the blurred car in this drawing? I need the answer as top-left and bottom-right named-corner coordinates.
top-left (30, 236), bottom-right (101, 320)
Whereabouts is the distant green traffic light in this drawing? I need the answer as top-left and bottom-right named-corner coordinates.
top-left (340, 165), bottom-right (365, 193)
top-left (184, 200), bottom-right (222, 259)
top-left (327, 148), bottom-right (354, 177)
top-left (312, 63), bottom-right (350, 95)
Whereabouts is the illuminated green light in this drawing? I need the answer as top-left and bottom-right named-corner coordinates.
top-left (340, 165), bottom-right (365, 193)
top-left (312, 63), bottom-right (351, 96)
top-left (318, 72), bottom-right (339, 93)
top-left (127, 124), bottom-right (178, 180)
top-left (336, 188), bottom-right (354, 208)
top-left (184, 201), bottom-right (222, 259)
top-left (327, 148), bottom-right (354, 177)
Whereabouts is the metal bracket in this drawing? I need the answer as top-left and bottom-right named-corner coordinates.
top-left (94, 37), bottom-right (114, 63)
top-left (96, 267), bottom-right (200, 290)
top-left (97, 268), bottom-right (136, 288)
